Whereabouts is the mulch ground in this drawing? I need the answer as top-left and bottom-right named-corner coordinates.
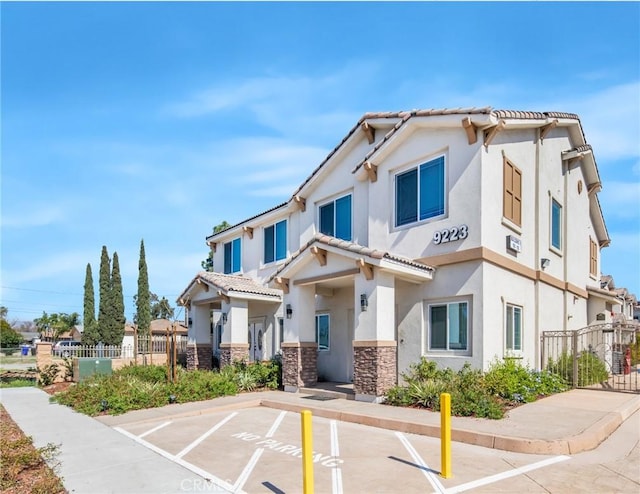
top-left (0, 405), bottom-right (66, 493)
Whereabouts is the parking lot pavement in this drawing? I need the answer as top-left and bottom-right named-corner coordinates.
top-left (111, 406), bottom-right (596, 494)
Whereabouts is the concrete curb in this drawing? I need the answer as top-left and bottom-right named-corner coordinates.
top-left (96, 391), bottom-right (640, 456)
top-left (260, 396), bottom-right (640, 455)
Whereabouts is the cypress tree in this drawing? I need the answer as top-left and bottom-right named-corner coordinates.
top-left (82, 263), bottom-right (100, 345)
top-left (97, 246), bottom-right (111, 344)
top-left (136, 240), bottom-right (151, 339)
top-left (110, 251), bottom-right (126, 346)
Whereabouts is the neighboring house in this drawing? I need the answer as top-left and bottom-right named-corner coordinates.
top-left (122, 319), bottom-right (188, 349)
top-left (179, 107), bottom-right (615, 402)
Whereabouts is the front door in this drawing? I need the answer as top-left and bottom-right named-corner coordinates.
top-left (248, 320), bottom-right (264, 362)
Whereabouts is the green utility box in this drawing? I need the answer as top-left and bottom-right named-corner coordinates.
top-left (73, 358), bottom-right (112, 382)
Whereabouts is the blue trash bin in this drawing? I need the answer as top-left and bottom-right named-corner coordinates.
top-left (21, 345), bottom-right (29, 356)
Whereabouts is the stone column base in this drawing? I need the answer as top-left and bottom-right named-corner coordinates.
top-left (353, 340), bottom-right (397, 401)
top-left (281, 342), bottom-right (317, 390)
top-left (219, 343), bottom-right (249, 368)
top-left (186, 343), bottom-right (213, 371)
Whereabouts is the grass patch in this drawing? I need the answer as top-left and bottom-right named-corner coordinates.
top-left (52, 357), bottom-right (282, 416)
top-left (384, 358), bottom-right (569, 419)
top-left (0, 405), bottom-right (65, 493)
top-left (0, 379), bottom-right (37, 389)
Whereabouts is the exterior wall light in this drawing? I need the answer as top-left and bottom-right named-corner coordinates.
top-left (360, 293), bottom-right (369, 312)
top-left (222, 312), bottom-right (228, 324)
top-left (188, 317), bottom-right (193, 327)
top-left (286, 304), bottom-right (293, 319)
top-left (541, 258), bottom-right (551, 269)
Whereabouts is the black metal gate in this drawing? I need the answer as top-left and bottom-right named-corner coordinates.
top-left (541, 323), bottom-right (639, 393)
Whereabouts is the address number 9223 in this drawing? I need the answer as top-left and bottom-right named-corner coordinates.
top-left (433, 225), bottom-right (469, 245)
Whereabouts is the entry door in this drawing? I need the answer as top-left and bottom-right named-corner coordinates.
top-left (248, 321), bottom-right (264, 362)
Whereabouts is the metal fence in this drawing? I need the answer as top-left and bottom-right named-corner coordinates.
top-left (50, 335), bottom-right (188, 360)
top-left (541, 323), bottom-right (639, 393)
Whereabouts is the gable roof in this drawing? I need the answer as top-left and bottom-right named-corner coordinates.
top-left (267, 233), bottom-right (435, 284)
top-left (178, 271), bottom-right (282, 305)
top-left (205, 107), bottom-right (607, 245)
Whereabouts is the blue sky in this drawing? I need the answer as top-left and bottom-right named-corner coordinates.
top-left (1, 2), bottom-right (639, 324)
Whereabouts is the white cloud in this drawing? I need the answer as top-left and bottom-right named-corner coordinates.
top-left (2, 249), bottom-right (95, 284)
top-left (600, 181), bottom-right (640, 219)
top-left (163, 62), bottom-right (378, 140)
top-left (1, 205), bottom-right (67, 228)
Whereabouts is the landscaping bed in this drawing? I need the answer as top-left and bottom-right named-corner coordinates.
top-left (384, 358), bottom-right (569, 419)
top-left (0, 405), bottom-right (66, 494)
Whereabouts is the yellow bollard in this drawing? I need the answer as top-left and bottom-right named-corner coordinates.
top-left (440, 392), bottom-right (452, 478)
top-left (301, 410), bottom-right (314, 494)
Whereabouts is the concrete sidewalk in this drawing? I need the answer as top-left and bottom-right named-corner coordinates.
top-left (2, 386), bottom-right (639, 493)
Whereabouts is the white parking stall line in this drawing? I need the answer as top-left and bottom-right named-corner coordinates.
top-left (233, 448), bottom-right (264, 493)
top-left (138, 420), bottom-right (172, 438)
top-left (232, 411), bottom-right (287, 493)
top-left (396, 432), bottom-right (446, 494)
top-left (176, 412), bottom-right (238, 459)
top-left (445, 455), bottom-right (570, 494)
top-left (266, 411), bottom-right (287, 438)
top-left (114, 426), bottom-right (237, 494)
top-left (330, 420), bottom-right (343, 494)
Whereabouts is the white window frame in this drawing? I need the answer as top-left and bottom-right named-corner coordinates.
top-left (425, 298), bottom-right (470, 355)
top-left (505, 304), bottom-right (523, 354)
top-left (550, 197), bottom-right (563, 254)
top-left (263, 219), bottom-right (288, 265)
top-left (315, 313), bottom-right (330, 351)
top-left (317, 192), bottom-right (352, 241)
top-left (394, 154), bottom-right (447, 229)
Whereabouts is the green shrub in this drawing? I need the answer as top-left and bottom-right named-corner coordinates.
top-left (547, 351), bottom-right (609, 387)
top-left (38, 364), bottom-right (60, 387)
top-left (115, 363), bottom-right (168, 383)
top-left (170, 370), bottom-right (237, 403)
top-left (384, 357), bottom-right (568, 419)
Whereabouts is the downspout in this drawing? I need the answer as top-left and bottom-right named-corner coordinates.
top-left (563, 158), bottom-right (569, 330)
top-left (534, 129), bottom-right (541, 369)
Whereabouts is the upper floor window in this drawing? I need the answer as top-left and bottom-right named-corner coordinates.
top-left (223, 238), bottom-right (241, 274)
top-left (551, 198), bottom-right (562, 251)
top-left (503, 158), bottom-right (522, 226)
top-left (319, 194), bottom-right (352, 241)
top-left (589, 238), bottom-right (598, 277)
top-left (395, 156), bottom-right (445, 227)
top-left (264, 220), bottom-right (287, 264)
top-left (428, 300), bottom-right (468, 352)
top-left (505, 304), bottom-right (522, 352)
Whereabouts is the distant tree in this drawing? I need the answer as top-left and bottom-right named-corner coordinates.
top-left (151, 296), bottom-right (175, 320)
top-left (0, 306), bottom-right (7, 321)
top-left (82, 263), bottom-right (100, 345)
top-left (34, 312), bottom-right (80, 341)
top-left (136, 240), bottom-right (151, 339)
top-left (201, 220), bottom-right (231, 271)
top-left (108, 252), bottom-right (126, 346)
top-left (1, 319), bottom-right (22, 352)
top-left (97, 246), bottom-right (112, 344)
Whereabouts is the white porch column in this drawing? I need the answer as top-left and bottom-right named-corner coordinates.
top-left (219, 298), bottom-right (249, 367)
top-left (187, 304), bottom-right (213, 370)
top-left (353, 270), bottom-right (397, 402)
top-left (282, 284), bottom-right (317, 391)
top-left (355, 271), bottom-right (395, 340)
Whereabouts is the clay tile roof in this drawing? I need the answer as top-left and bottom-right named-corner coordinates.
top-left (198, 271), bottom-right (282, 298)
top-left (268, 234), bottom-right (434, 283)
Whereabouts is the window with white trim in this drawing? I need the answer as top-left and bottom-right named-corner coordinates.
top-left (223, 238), bottom-right (241, 274)
top-left (395, 156), bottom-right (445, 227)
top-left (505, 304), bottom-right (522, 352)
top-left (315, 313), bottom-right (330, 351)
top-left (319, 194), bottom-right (352, 241)
top-left (428, 300), bottom-right (468, 351)
top-left (589, 238), bottom-right (598, 277)
top-left (264, 220), bottom-right (287, 264)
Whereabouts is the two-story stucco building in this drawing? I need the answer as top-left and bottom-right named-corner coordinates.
top-left (178, 107), bottom-right (612, 402)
